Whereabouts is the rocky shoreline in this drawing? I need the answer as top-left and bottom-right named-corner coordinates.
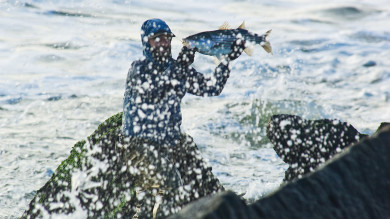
top-left (22, 112), bottom-right (390, 218)
top-left (170, 122), bottom-right (390, 218)
top-left (22, 112), bottom-right (222, 218)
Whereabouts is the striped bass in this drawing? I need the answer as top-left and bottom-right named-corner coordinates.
top-left (182, 22), bottom-right (272, 59)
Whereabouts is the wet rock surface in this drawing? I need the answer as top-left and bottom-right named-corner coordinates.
top-left (22, 113), bottom-right (137, 218)
top-left (22, 112), bottom-right (223, 218)
top-left (169, 125), bottom-right (390, 219)
top-left (266, 114), bottom-right (368, 181)
top-left (23, 112), bottom-right (390, 218)
top-left (169, 191), bottom-right (253, 219)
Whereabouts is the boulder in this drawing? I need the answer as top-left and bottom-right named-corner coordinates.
top-left (169, 191), bottom-right (253, 219)
top-left (22, 112), bottom-right (138, 218)
top-left (22, 112), bottom-right (223, 218)
top-left (266, 114), bottom-right (368, 181)
top-left (169, 125), bottom-right (390, 219)
top-left (376, 122), bottom-right (390, 133)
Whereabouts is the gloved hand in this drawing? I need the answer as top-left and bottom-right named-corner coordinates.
top-left (177, 46), bottom-right (197, 66)
top-left (227, 39), bottom-right (246, 61)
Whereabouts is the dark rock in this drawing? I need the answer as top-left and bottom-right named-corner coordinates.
top-left (22, 112), bottom-right (137, 218)
top-left (375, 122), bottom-right (390, 134)
top-left (169, 126), bottom-right (390, 219)
top-left (266, 114), bottom-right (368, 181)
top-left (250, 126), bottom-right (390, 219)
top-left (22, 112), bottom-right (223, 218)
top-left (168, 191), bottom-right (254, 219)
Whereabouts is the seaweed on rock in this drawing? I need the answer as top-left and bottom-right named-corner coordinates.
top-left (22, 112), bottom-right (138, 218)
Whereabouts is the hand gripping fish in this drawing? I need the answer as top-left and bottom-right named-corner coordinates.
top-left (182, 21), bottom-right (272, 61)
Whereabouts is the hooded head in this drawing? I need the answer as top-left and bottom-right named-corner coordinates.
top-left (141, 19), bottom-right (175, 68)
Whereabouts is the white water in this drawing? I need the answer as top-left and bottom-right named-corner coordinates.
top-left (1, 0), bottom-right (390, 217)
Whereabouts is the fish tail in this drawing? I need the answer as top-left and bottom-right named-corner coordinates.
top-left (256, 30), bottom-right (272, 54)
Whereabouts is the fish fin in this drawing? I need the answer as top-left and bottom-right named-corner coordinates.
top-left (238, 21), bottom-right (246, 30)
top-left (265, 29), bottom-right (272, 37)
top-left (262, 42), bottom-right (273, 54)
top-left (219, 22), bottom-right (231, 30)
top-left (244, 46), bottom-right (254, 56)
top-left (261, 29), bottom-right (273, 54)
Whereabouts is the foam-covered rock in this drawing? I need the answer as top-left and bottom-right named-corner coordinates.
top-left (169, 126), bottom-right (390, 219)
top-left (22, 113), bottom-right (138, 218)
top-left (22, 112), bottom-right (223, 218)
top-left (267, 114), bottom-right (368, 181)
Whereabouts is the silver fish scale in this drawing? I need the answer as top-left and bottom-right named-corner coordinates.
top-left (184, 28), bottom-right (261, 57)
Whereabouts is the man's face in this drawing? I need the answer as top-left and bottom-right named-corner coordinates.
top-left (148, 34), bottom-right (172, 63)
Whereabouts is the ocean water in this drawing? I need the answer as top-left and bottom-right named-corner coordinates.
top-left (1, 0), bottom-right (390, 217)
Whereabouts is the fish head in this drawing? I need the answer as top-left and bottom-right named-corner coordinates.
top-left (182, 33), bottom-right (215, 54)
top-left (182, 37), bottom-right (196, 49)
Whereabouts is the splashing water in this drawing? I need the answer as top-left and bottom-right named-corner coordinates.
top-left (1, 0), bottom-right (390, 217)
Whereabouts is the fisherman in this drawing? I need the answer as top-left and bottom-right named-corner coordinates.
top-left (122, 18), bottom-right (245, 217)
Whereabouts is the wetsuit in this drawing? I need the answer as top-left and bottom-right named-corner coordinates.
top-left (122, 18), bottom-right (229, 217)
top-left (122, 21), bottom-right (230, 146)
